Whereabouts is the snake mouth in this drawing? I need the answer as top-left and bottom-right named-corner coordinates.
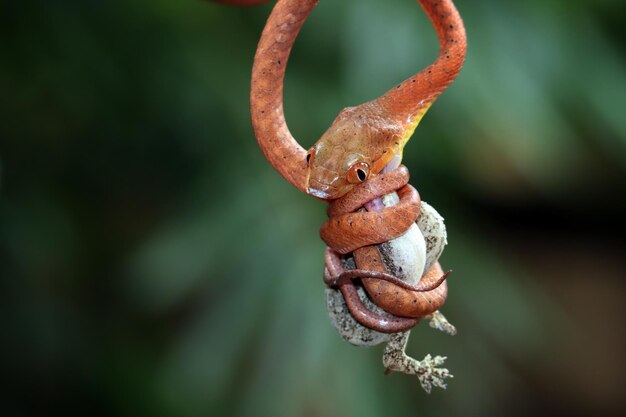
top-left (305, 178), bottom-right (338, 199)
top-left (307, 188), bottom-right (331, 199)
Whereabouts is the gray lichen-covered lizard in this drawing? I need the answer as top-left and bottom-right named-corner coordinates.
top-left (326, 198), bottom-right (455, 393)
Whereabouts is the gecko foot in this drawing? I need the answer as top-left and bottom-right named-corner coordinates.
top-left (382, 332), bottom-right (453, 393)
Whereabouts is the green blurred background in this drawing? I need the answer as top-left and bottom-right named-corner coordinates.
top-left (1, 0), bottom-right (625, 416)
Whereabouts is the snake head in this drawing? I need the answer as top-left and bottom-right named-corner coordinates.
top-left (305, 103), bottom-right (406, 200)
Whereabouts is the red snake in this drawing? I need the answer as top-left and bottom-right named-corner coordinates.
top-left (211, 0), bottom-right (466, 332)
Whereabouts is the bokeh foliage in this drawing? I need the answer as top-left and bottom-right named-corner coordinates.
top-left (1, 0), bottom-right (625, 416)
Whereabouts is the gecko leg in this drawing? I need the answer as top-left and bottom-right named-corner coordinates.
top-left (425, 310), bottom-right (457, 335)
top-left (382, 331), bottom-right (453, 393)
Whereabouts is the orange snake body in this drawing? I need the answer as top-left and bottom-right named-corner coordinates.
top-left (213, 0), bottom-right (466, 333)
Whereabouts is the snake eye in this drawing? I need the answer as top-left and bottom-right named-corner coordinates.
top-left (347, 162), bottom-right (370, 184)
top-left (306, 147), bottom-right (315, 167)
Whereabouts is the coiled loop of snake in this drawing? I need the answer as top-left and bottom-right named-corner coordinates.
top-left (321, 166), bottom-right (449, 333)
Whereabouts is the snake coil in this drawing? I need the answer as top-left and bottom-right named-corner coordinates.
top-left (321, 165), bottom-right (449, 333)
